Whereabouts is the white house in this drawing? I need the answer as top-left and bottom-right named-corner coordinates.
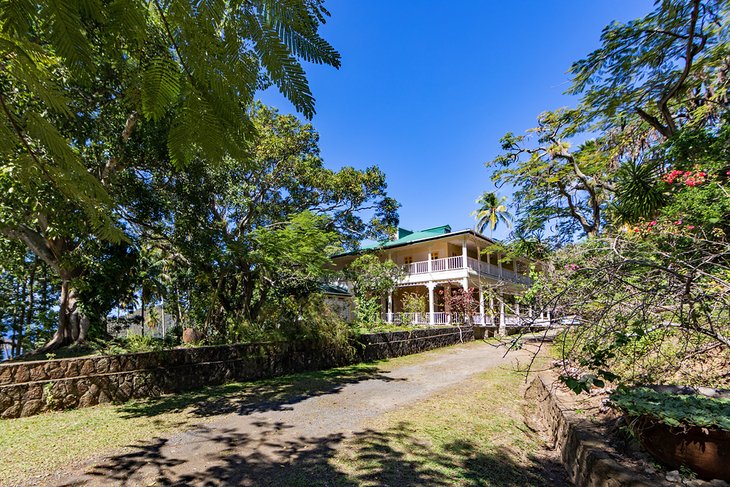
top-left (332, 225), bottom-right (549, 333)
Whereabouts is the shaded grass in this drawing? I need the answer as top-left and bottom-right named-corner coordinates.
top-left (0, 342), bottom-right (479, 485)
top-left (0, 340), bottom-right (559, 486)
top-left (332, 356), bottom-right (565, 486)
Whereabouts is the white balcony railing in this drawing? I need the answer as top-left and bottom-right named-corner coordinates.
top-left (381, 312), bottom-right (529, 327)
top-left (402, 256), bottom-right (531, 285)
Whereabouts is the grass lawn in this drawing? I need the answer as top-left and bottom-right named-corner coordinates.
top-left (0, 361), bottom-right (390, 485)
top-left (330, 357), bottom-right (563, 486)
top-left (0, 339), bottom-right (560, 486)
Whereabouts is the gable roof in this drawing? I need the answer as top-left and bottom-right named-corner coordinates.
top-left (360, 225), bottom-right (452, 250)
top-left (333, 224), bottom-right (496, 258)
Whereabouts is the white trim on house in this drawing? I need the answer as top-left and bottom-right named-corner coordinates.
top-left (332, 225), bottom-right (550, 332)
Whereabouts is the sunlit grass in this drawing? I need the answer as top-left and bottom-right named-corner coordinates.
top-left (332, 357), bottom-right (556, 486)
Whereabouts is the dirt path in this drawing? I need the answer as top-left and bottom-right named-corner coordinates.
top-left (51, 340), bottom-right (559, 486)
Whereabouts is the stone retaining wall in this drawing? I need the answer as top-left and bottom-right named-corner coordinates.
top-left (358, 326), bottom-right (473, 361)
top-left (0, 326), bottom-right (472, 419)
top-left (524, 375), bottom-right (666, 487)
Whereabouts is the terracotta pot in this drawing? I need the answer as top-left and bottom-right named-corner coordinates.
top-left (182, 328), bottom-right (203, 344)
top-left (633, 415), bottom-right (730, 481)
top-left (473, 326), bottom-right (486, 340)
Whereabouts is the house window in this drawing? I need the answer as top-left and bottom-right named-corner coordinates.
top-left (404, 256), bottom-right (413, 265)
top-left (431, 252), bottom-right (439, 260)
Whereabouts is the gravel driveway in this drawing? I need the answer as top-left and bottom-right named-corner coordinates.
top-left (54, 340), bottom-right (547, 486)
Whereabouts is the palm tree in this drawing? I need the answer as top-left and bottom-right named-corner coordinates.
top-left (473, 192), bottom-right (513, 238)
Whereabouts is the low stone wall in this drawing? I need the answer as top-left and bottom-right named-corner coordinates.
top-left (524, 375), bottom-right (666, 487)
top-left (358, 326), bottom-right (473, 361)
top-left (0, 326), bottom-right (472, 419)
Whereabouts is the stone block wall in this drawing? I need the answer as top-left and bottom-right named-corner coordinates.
top-left (0, 326), bottom-right (472, 419)
top-left (357, 326), bottom-right (473, 361)
top-left (524, 375), bottom-right (666, 487)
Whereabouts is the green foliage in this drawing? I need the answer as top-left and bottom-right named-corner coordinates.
top-left (0, 0), bottom-right (344, 350)
top-left (43, 382), bottom-right (57, 409)
top-left (124, 334), bottom-right (165, 353)
top-left (347, 254), bottom-right (402, 298)
top-left (401, 292), bottom-right (425, 314)
top-left (613, 160), bottom-right (665, 224)
top-left (400, 292), bottom-right (425, 326)
top-left (153, 105), bottom-right (397, 342)
top-left (353, 296), bottom-right (382, 328)
top-left (488, 109), bottom-right (613, 243)
top-left (472, 191), bottom-right (512, 236)
top-left (570, 0), bottom-right (729, 136)
top-left (611, 387), bottom-right (730, 430)
top-left (487, 1), bottom-right (730, 394)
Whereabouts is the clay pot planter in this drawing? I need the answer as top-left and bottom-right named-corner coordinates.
top-left (632, 415), bottom-right (730, 481)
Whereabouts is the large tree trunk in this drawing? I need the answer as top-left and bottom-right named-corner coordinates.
top-left (38, 279), bottom-right (89, 353)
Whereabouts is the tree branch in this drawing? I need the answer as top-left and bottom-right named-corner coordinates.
top-left (0, 225), bottom-right (60, 273)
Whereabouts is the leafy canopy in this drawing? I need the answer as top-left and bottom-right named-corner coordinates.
top-left (0, 0), bottom-right (341, 238)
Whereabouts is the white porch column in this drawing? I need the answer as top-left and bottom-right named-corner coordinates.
top-left (461, 238), bottom-right (468, 267)
top-left (489, 291), bottom-right (494, 325)
top-left (478, 283), bottom-right (485, 320)
top-left (428, 247), bottom-right (433, 272)
top-left (499, 291), bottom-right (506, 336)
top-left (427, 282), bottom-right (436, 325)
top-left (515, 299), bottom-right (520, 324)
top-left (387, 291), bottom-right (393, 323)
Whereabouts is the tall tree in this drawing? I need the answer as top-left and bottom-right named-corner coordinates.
top-left (151, 105), bottom-right (398, 341)
top-left (487, 0), bottom-right (729, 243)
top-left (0, 0), bottom-right (341, 351)
top-left (570, 0), bottom-right (729, 139)
top-left (488, 109), bottom-right (615, 243)
top-left (473, 191), bottom-right (512, 238)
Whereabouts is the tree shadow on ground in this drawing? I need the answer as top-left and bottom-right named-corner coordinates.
top-left (120, 364), bottom-right (404, 419)
top-left (65, 420), bottom-right (569, 486)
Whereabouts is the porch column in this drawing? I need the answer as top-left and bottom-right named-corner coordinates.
top-left (489, 291), bottom-right (494, 325)
top-left (461, 238), bottom-right (468, 267)
top-left (387, 291), bottom-right (393, 323)
top-left (478, 283), bottom-right (485, 321)
top-left (515, 299), bottom-right (520, 325)
top-left (427, 282), bottom-right (436, 325)
top-left (428, 247), bottom-right (433, 272)
top-left (499, 292), bottom-right (506, 336)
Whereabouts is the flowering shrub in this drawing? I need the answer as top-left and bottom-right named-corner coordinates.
top-left (661, 166), bottom-right (708, 187)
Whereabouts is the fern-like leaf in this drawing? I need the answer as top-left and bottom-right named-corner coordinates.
top-left (142, 54), bottom-right (181, 121)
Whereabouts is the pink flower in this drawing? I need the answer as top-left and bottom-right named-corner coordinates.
top-left (687, 225), bottom-right (695, 230)
top-left (674, 220), bottom-right (682, 225)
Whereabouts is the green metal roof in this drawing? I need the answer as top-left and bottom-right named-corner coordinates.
top-left (335, 225), bottom-right (472, 257)
top-left (321, 284), bottom-right (352, 296)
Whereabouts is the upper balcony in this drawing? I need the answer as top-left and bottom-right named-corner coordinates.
top-left (401, 256), bottom-right (531, 286)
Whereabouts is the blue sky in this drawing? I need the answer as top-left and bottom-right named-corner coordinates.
top-left (259, 0), bottom-right (654, 241)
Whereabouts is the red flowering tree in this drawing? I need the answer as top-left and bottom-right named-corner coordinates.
top-left (443, 287), bottom-right (479, 323)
